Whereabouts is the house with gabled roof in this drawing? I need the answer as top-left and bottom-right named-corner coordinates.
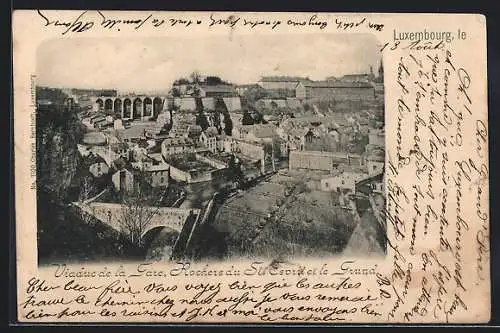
top-left (200, 126), bottom-right (219, 153)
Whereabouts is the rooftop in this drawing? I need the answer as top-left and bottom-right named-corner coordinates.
top-left (299, 81), bottom-right (374, 88)
top-left (162, 137), bottom-right (195, 147)
top-left (341, 73), bottom-right (370, 79)
top-left (260, 76), bottom-right (310, 82)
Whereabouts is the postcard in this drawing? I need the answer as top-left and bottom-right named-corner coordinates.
top-left (12, 10), bottom-right (489, 323)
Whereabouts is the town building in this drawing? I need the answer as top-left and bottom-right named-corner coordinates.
top-left (198, 84), bottom-right (238, 98)
top-left (199, 127), bottom-right (219, 153)
top-left (289, 150), bottom-right (362, 172)
top-left (112, 169), bottom-right (135, 192)
top-left (221, 135), bottom-right (237, 153)
top-left (114, 119), bottom-right (125, 130)
top-left (257, 76), bottom-right (309, 90)
top-left (235, 84), bottom-right (261, 96)
top-left (368, 129), bottom-right (385, 147)
top-left (233, 124), bottom-right (277, 143)
top-left (165, 153), bottom-right (227, 184)
top-left (156, 112), bottom-right (171, 127)
top-left (365, 151), bottom-right (385, 175)
top-left (143, 163), bottom-right (170, 188)
top-left (295, 81), bottom-right (375, 101)
top-left (320, 172), bottom-right (366, 192)
top-left (187, 125), bottom-right (203, 140)
top-left (234, 139), bottom-right (267, 173)
top-left (339, 73), bottom-right (371, 83)
top-left (161, 137), bottom-right (197, 157)
top-left (169, 123), bottom-right (191, 138)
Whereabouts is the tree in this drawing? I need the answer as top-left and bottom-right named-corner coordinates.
top-left (228, 155), bottom-right (244, 184)
top-left (196, 113), bottom-right (210, 131)
top-left (223, 113), bottom-right (233, 136)
top-left (206, 76), bottom-right (224, 85)
top-left (174, 78), bottom-right (190, 85)
top-left (190, 71), bottom-right (201, 84)
top-left (171, 87), bottom-right (181, 97)
top-left (242, 110), bottom-right (254, 125)
top-left (119, 182), bottom-right (162, 248)
top-left (252, 111), bottom-right (267, 124)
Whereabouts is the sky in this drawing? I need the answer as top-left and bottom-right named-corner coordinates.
top-left (36, 34), bottom-right (381, 94)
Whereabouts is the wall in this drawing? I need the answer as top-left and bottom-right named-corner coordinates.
top-left (201, 97), bottom-right (215, 110)
top-left (168, 164), bottom-right (192, 183)
top-left (111, 170), bottom-right (134, 192)
top-left (223, 97), bottom-right (242, 112)
top-left (189, 170), bottom-right (214, 183)
top-left (195, 153), bottom-right (228, 169)
top-left (286, 97), bottom-right (301, 109)
top-left (173, 97), bottom-right (197, 111)
top-left (289, 150), bottom-right (334, 172)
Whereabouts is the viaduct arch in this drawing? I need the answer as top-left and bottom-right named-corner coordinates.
top-left (90, 95), bottom-right (167, 120)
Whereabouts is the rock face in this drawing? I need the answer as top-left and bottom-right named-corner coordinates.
top-left (36, 101), bottom-right (84, 201)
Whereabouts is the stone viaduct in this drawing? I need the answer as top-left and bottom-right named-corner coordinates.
top-left (91, 96), bottom-right (169, 120)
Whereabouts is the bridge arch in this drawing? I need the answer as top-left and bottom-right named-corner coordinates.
top-left (133, 98), bottom-right (143, 119)
top-left (141, 226), bottom-right (180, 251)
top-left (153, 97), bottom-right (163, 118)
top-left (104, 98), bottom-right (114, 113)
top-left (123, 98), bottom-right (132, 118)
top-left (143, 97), bottom-right (153, 118)
top-left (141, 226), bottom-right (166, 247)
top-left (114, 98), bottom-right (122, 117)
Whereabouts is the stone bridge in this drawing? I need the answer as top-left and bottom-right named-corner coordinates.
top-left (73, 201), bottom-right (200, 239)
top-left (91, 96), bottom-right (169, 120)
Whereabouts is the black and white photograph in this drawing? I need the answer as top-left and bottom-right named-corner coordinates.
top-left (35, 33), bottom-right (386, 265)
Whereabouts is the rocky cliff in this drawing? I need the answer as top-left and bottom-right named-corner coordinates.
top-left (36, 90), bottom-right (84, 201)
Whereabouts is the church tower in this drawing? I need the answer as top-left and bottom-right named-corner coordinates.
top-left (369, 66), bottom-right (375, 81)
top-left (378, 60), bottom-right (384, 82)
